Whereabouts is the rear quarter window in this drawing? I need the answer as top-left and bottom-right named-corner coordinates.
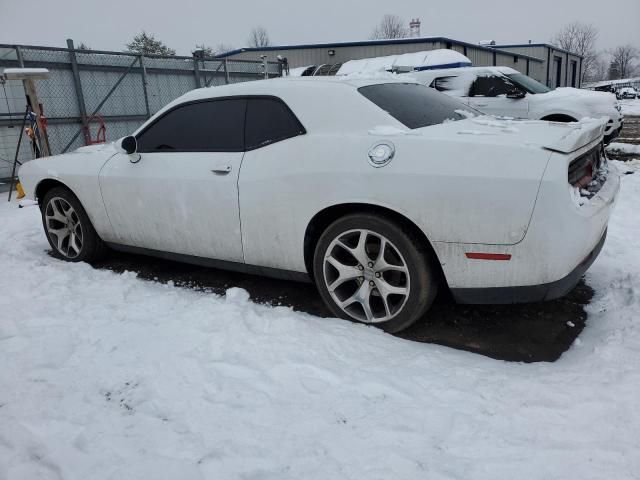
top-left (245, 97), bottom-right (306, 150)
top-left (359, 83), bottom-right (475, 129)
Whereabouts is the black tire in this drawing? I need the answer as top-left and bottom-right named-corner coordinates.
top-left (41, 186), bottom-right (107, 262)
top-left (313, 213), bottom-right (438, 333)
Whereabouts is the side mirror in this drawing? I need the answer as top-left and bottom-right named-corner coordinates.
top-left (506, 88), bottom-right (526, 99)
top-left (117, 136), bottom-right (138, 155)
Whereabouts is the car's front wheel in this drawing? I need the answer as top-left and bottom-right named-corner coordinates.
top-left (41, 186), bottom-right (106, 262)
top-left (313, 214), bottom-right (438, 333)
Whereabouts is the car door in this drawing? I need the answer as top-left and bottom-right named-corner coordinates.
top-left (237, 97), bottom-right (307, 271)
top-left (467, 74), bottom-right (529, 118)
top-left (99, 98), bottom-right (247, 262)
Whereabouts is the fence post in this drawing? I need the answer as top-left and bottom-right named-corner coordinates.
top-left (66, 39), bottom-right (88, 144)
top-left (139, 55), bottom-right (151, 119)
top-left (193, 57), bottom-right (201, 88)
top-left (61, 56), bottom-right (139, 154)
top-left (15, 45), bottom-right (24, 67)
top-left (223, 59), bottom-right (230, 84)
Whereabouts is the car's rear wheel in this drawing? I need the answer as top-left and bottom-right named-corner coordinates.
top-left (313, 214), bottom-right (438, 333)
top-left (41, 186), bottom-right (106, 262)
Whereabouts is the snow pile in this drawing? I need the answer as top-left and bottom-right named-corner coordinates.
top-left (337, 49), bottom-right (471, 76)
top-left (338, 70), bottom-right (399, 82)
top-left (1, 163), bottom-right (640, 478)
top-left (546, 87), bottom-right (618, 109)
top-left (607, 142), bottom-right (640, 156)
top-left (471, 116), bottom-right (519, 133)
top-left (455, 108), bottom-right (477, 119)
top-left (393, 49), bottom-right (472, 71)
top-left (619, 99), bottom-right (640, 116)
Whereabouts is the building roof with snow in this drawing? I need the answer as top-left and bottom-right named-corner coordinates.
top-left (216, 36), bottom-right (582, 88)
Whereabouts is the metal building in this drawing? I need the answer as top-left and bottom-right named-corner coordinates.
top-left (216, 37), bottom-right (582, 88)
top-left (490, 43), bottom-right (583, 88)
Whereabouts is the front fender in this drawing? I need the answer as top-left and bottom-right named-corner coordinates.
top-left (18, 148), bottom-right (117, 241)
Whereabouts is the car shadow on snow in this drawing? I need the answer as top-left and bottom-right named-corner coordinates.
top-left (88, 250), bottom-right (593, 364)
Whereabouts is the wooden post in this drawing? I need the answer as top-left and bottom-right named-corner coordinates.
top-left (23, 78), bottom-right (51, 157)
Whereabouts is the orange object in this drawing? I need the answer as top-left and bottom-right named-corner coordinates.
top-left (16, 182), bottom-right (25, 199)
top-left (83, 115), bottom-right (107, 145)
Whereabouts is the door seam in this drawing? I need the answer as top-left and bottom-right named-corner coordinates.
top-left (237, 151), bottom-right (247, 263)
top-left (97, 152), bottom-right (119, 240)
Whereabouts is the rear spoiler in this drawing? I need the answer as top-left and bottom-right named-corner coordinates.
top-left (543, 118), bottom-right (607, 154)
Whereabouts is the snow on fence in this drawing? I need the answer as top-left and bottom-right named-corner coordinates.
top-left (0, 43), bottom-right (282, 179)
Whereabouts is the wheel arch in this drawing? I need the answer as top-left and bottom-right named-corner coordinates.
top-left (35, 178), bottom-right (77, 206)
top-left (540, 113), bottom-right (578, 123)
top-left (303, 203), bottom-right (447, 287)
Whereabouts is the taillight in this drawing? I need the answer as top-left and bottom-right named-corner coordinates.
top-left (569, 144), bottom-right (608, 199)
top-left (568, 147), bottom-right (599, 187)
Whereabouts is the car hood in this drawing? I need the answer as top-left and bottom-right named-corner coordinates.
top-left (379, 116), bottom-right (607, 154)
top-left (74, 142), bottom-right (118, 154)
top-left (18, 141), bottom-right (119, 190)
top-left (539, 87), bottom-right (618, 110)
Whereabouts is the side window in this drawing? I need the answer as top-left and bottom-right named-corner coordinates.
top-left (245, 98), bottom-right (305, 150)
top-left (469, 75), bottom-right (515, 97)
top-left (136, 99), bottom-right (246, 152)
top-left (430, 76), bottom-right (458, 92)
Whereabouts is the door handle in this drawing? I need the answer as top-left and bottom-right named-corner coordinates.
top-left (211, 165), bottom-right (232, 175)
top-left (474, 102), bottom-right (488, 107)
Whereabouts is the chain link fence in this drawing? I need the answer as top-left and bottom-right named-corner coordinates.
top-left (0, 42), bottom-right (282, 180)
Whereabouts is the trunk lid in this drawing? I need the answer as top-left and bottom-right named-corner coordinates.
top-left (406, 116), bottom-right (607, 154)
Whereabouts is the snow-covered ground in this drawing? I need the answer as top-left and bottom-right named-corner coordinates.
top-left (1, 161), bottom-right (640, 480)
top-left (620, 98), bottom-right (640, 117)
top-left (607, 142), bottom-right (640, 155)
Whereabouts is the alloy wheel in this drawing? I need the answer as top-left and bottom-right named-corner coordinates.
top-left (44, 197), bottom-right (84, 259)
top-left (323, 229), bottom-right (410, 323)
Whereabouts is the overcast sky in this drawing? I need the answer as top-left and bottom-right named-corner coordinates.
top-left (1, 0), bottom-right (638, 56)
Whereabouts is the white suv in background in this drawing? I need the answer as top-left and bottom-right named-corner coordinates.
top-left (410, 66), bottom-right (624, 143)
top-left (618, 87), bottom-right (638, 100)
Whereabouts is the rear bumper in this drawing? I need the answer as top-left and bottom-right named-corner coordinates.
top-left (451, 229), bottom-right (606, 304)
top-left (604, 122), bottom-right (623, 144)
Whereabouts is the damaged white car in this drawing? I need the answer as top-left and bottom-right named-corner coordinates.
top-left (19, 78), bottom-right (619, 332)
top-left (410, 66), bottom-right (624, 144)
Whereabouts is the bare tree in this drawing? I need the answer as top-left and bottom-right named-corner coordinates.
top-left (590, 54), bottom-right (609, 82)
top-left (248, 27), bottom-right (270, 48)
top-left (609, 44), bottom-right (638, 79)
top-left (551, 23), bottom-right (598, 82)
top-left (77, 42), bottom-right (92, 50)
top-left (213, 43), bottom-right (235, 55)
top-left (126, 31), bottom-right (175, 56)
top-left (370, 14), bottom-right (409, 40)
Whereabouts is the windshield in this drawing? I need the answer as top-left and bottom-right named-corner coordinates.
top-left (358, 83), bottom-right (478, 129)
top-left (506, 73), bottom-right (551, 94)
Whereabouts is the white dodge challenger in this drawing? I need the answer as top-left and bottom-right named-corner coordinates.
top-left (19, 77), bottom-right (620, 333)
